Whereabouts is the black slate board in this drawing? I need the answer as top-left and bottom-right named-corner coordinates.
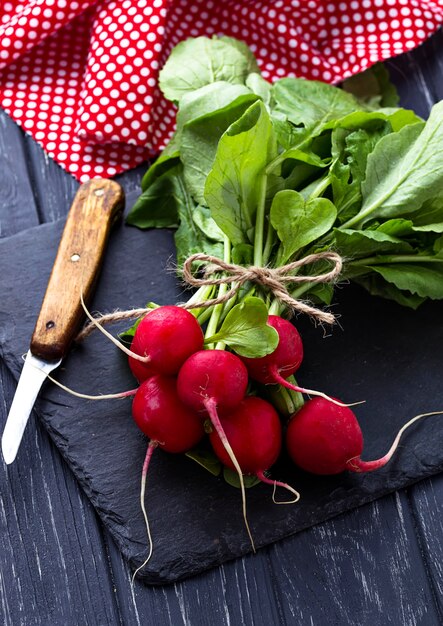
top-left (1, 215), bottom-right (443, 585)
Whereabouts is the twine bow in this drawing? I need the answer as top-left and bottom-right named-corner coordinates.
top-left (181, 251), bottom-right (343, 324)
top-left (75, 250), bottom-right (343, 341)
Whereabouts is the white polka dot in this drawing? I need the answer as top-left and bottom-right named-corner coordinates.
top-left (1, 0), bottom-right (434, 182)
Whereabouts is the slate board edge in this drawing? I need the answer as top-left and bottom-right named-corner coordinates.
top-left (2, 346), bottom-right (442, 585)
top-left (124, 464), bottom-right (443, 585)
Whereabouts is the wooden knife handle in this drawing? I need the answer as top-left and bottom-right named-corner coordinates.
top-left (30, 179), bottom-right (125, 362)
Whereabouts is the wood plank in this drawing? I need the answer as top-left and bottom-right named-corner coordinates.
top-left (0, 111), bottom-right (39, 237)
top-left (0, 363), bottom-right (122, 626)
top-left (387, 40), bottom-right (434, 119)
top-left (390, 27), bottom-right (443, 623)
top-left (100, 492), bottom-right (441, 626)
top-left (23, 132), bottom-right (146, 223)
top-left (268, 493), bottom-right (440, 625)
top-left (409, 477), bottom-right (443, 618)
top-left (105, 537), bottom-right (283, 626)
top-left (409, 28), bottom-right (443, 103)
top-left (22, 134), bottom-right (79, 223)
top-left (0, 123), bottom-right (124, 624)
top-left (429, 28), bottom-right (443, 101)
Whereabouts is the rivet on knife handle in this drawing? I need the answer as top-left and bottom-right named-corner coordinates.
top-left (30, 179), bottom-right (124, 362)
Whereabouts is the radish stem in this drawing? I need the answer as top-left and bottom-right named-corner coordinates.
top-left (205, 235), bottom-right (232, 345)
top-left (253, 173), bottom-right (267, 267)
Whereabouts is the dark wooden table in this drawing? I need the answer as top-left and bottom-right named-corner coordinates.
top-left (1, 32), bottom-right (443, 626)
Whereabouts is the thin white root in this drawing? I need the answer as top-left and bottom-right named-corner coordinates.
top-left (300, 388), bottom-right (366, 409)
top-left (131, 442), bottom-right (157, 585)
top-left (383, 410), bottom-right (443, 462)
top-left (257, 471), bottom-right (300, 504)
top-left (346, 409), bottom-right (443, 473)
top-left (271, 481), bottom-right (300, 505)
top-left (205, 397), bottom-right (256, 553)
top-left (46, 374), bottom-right (137, 400)
top-left (275, 371), bottom-right (365, 408)
top-left (76, 308), bottom-right (150, 341)
top-left (80, 292), bottom-right (150, 364)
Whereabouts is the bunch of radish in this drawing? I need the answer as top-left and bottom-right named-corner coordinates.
top-left (119, 302), bottom-right (439, 576)
top-left (127, 305), bottom-right (302, 554)
top-left (47, 294), bottom-right (440, 581)
top-left (128, 306), bottom-right (313, 511)
top-left (127, 303), bottom-right (429, 484)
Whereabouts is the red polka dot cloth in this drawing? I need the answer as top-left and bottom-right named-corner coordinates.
top-left (1, 1), bottom-right (442, 182)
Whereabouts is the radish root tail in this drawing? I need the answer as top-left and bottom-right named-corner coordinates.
top-left (204, 397), bottom-right (256, 553)
top-left (79, 292), bottom-right (151, 364)
top-left (46, 373), bottom-right (138, 400)
top-left (256, 470), bottom-right (300, 504)
top-left (347, 410), bottom-right (443, 473)
top-left (76, 308), bottom-right (150, 341)
top-left (272, 369), bottom-right (364, 409)
top-left (131, 441), bottom-right (158, 585)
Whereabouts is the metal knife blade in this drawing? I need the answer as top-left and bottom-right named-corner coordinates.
top-left (2, 179), bottom-right (124, 465)
top-left (2, 352), bottom-right (62, 464)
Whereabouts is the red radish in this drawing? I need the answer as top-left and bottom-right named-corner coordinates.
top-left (177, 349), bottom-right (248, 414)
top-left (129, 306), bottom-right (204, 382)
top-left (132, 375), bottom-right (205, 453)
top-left (286, 398), bottom-right (362, 474)
top-left (210, 397), bottom-right (281, 473)
top-left (241, 316), bottom-right (304, 384)
top-left (241, 315), bottom-right (355, 408)
top-left (131, 375), bottom-right (205, 581)
top-left (286, 397), bottom-right (443, 475)
top-left (176, 349), bottom-right (255, 547)
top-left (209, 396), bottom-right (299, 502)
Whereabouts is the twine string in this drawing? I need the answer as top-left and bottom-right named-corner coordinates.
top-left (75, 250), bottom-right (343, 341)
top-left (180, 251), bottom-right (342, 324)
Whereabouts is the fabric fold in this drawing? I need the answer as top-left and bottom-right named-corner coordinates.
top-left (75, 0), bottom-right (171, 146)
top-left (0, 0), bottom-right (442, 182)
top-left (0, 0), bottom-right (97, 71)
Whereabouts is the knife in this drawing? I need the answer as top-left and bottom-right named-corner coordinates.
top-left (2, 178), bottom-right (124, 465)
